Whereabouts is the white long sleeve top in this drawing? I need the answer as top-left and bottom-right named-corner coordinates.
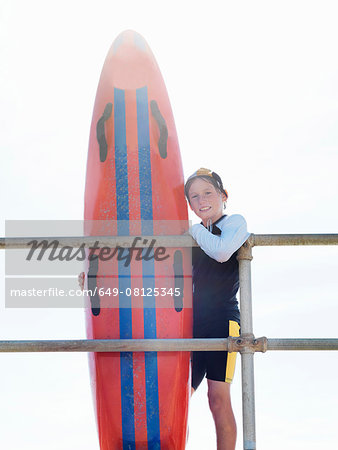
top-left (189, 214), bottom-right (251, 263)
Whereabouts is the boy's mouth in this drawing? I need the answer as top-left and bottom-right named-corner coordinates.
top-left (199, 206), bottom-right (211, 212)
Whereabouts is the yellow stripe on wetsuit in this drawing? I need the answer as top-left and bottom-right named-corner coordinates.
top-left (225, 320), bottom-right (240, 383)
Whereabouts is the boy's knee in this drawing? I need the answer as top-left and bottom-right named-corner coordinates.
top-left (208, 388), bottom-right (223, 414)
top-left (207, 382), bottom-right (232, 416)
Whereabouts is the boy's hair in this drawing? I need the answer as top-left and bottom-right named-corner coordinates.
top-left (184, 168), bottom-right (228, 204)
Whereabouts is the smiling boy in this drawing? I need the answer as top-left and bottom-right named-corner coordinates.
top-left (185, 168), bottom-right (250, 450)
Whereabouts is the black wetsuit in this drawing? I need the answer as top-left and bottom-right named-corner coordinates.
top-left (191, 215), bottom-right (246, 389)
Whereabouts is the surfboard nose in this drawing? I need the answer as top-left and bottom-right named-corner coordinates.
top-left (113, 30), bottom-right (148, 54)
top-left (109, 30), bottom-right (153, 88)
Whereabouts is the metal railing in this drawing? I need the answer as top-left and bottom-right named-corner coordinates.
top-left (1, 233), bottom-right (338, 450)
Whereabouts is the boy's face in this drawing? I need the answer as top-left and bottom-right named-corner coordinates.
top-left (187, 178), bottom-right (226, 225)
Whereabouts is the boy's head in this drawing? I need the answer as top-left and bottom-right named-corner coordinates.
top-left (184, 168), bottom-right (228, 205)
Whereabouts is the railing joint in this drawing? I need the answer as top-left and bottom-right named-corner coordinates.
top-left (237, 241), bottom-right (253, 261)
top-left (229, 336), bottom-right (268, 353)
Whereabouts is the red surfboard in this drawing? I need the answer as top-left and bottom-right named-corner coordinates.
top-left (84, 30), bottom-right (192, 449)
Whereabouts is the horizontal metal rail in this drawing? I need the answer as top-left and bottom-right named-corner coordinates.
top-left (0, 338), bottom-right (338, 353)
top-left (266, 338), bottom-right (338, 351)
top-left (0, 338), bottom-right (225, 353)
top-left (1, 233), bottom-right (338, 249)
top-left (249, 233), bottom-right (338, 247)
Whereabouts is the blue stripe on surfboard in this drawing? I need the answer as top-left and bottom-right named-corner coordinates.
top-left (136, 86), bottom-right (161, 448)
top-left (114, 88), bottom-right (129, 226)
top-left (114, 87), bottom-right (135, 449)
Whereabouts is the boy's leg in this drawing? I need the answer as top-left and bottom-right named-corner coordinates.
top-left (207, 379), bottom-right (236, 450)
top-left (205, 320), bottom-right (240, 449)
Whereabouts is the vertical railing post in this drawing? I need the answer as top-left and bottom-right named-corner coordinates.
top-left (237, 241), bottom-right (256, 450)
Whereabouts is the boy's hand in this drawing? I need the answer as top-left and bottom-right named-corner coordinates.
top-left (78, 272), bottom-right (85, 291)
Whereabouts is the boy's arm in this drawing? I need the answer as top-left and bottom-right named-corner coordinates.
top-left (189, 215), bottom-right (250, 262)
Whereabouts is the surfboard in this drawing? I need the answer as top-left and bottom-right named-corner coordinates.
top-left (84, 30), bottom-right (192, 449)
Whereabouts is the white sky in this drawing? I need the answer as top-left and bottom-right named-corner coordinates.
top-left (1, 0), bottom-right (337, 449)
